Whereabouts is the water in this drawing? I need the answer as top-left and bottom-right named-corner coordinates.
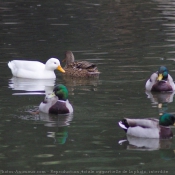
top-left (1, 0), bottom-right (175, 174)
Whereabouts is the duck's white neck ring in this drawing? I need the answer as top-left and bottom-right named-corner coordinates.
top-left (58, 100), bottom-right (66, 103)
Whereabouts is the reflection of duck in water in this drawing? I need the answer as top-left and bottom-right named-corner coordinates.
top-left (44, 113), bottom-right (73, 145)
top-left (62, 75), bottom-right (100, 96)
top-left (8, 58), bottom-right (65, 79)
top-left (145, 90), bottom-right (175, 115)
top-left (39, 84), bottom-right (73, 114)
top-left (62, 75), bottom-right (100, 87)
top-left (119, 135), bottom-right (173, 151)
top-left (23, 110), bottom-right (73, 144)
top-left (145, 66), bottom-right (175, 92)
top-left (62, 51), bottom-right (100, 78)
top-left (119, 135), bottom-right (175, 160)
top-left (48, 126), bottom-right (68, 145)
top-left (9, 77), bottom-right (55, 95)
top-left (146, 90), bottom-right (175, 104)
top-left (118, 113), bottom-right (175, 139)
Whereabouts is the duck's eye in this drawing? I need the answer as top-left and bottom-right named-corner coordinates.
top-left (54, 62), bottom-right (56, 64)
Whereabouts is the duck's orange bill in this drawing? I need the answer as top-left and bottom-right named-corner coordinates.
top-left (157, 73), bottom-right (163, 81)
top-left (57, 65), bottom-right (65, 73)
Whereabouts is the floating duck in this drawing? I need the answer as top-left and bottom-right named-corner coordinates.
top-left (39, 84), bottom-right (73, 114)
top-left (145, 66), bottom-right (175, 92)
top-left (62, 51), bottom-right (100, 78)
top-left (118, 113), bottom-right (175, 139)
top-left (8, 58), bottom-right (65, 79)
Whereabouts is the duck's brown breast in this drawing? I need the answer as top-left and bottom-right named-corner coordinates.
top-left (152, 81), bottom-right (173, 92)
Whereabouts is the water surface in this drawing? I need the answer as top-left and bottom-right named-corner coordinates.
top-left (1, 0), bottom-right (175, 174)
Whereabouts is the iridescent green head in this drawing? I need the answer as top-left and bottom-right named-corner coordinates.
top-left (157, 66), bottom-right (169, 81)
top-left (53, 84), bottom-right (68, 101)
top-left (159, 113), bottom-right (175, 126)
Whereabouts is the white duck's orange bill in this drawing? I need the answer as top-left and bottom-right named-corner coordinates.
top-left (57, 65), bottom-right (65, 73)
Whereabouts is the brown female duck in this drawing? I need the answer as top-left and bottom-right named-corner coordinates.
top-left (62, 51), bottom-right (100, 78)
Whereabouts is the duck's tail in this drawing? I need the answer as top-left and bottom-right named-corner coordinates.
top-left (8, 61), bottom-right (16, 76)
top-left (118, 119), bottom-right (129, 132)
top-left (8, 61), bottom-right (13, 69)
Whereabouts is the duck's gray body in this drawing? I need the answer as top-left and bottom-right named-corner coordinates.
top-left (119, 118), bottom-right (173, 139)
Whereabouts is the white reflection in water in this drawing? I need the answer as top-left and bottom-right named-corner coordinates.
top-left (39, 112), bottom-right (73, 127)
top-left (9, 77), bottom-right (55, 95)
top-left (145, 90), bottom-right (175, 104)
top-left (119, 135), bottom-right (172, 151)
top-left (145, 90), bottom-right (175, 114)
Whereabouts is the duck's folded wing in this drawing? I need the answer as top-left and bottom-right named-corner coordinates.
top-left (145, 73), bottom-right (158, 91)
top-left (125, 118), bottom-right (159, 128)
top-left (9, 60), bottom-right (45, 71)
top-left (167, 74), bottom-right (175, 91)
top-left (76, 61), bottom-right (96, 69)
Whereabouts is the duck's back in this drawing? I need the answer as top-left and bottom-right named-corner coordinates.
top-left (75, 61), bottom-right (96, 69)
top-left (8, 60), bottom-right (45, 71)
top-left (65, 61), bottom-right (100, 78)
top-left (8, 60), bottom-right (56, 79)
top-left (126, 118), bottom-right (159, 128)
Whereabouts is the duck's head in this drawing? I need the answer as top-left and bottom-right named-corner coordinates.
top-left (62, 51), bottom-right (75, 66)
top-left (46, 58), bottom-right (65, 73)
top-left (157, 66), bottom-right (168, 81)
top-left (53, 84), bottom-right (68, 101)
top-left (159, 113), bottom-right (175, 126)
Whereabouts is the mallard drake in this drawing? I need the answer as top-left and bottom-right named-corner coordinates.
top-left (145, 66), bottom-right (175, 92)
top-left (62, 51), bottom-right (100, 78)
top-left (39, 84), bottom-right (73, 114)
top-left (118, 113), bottom-right (175, 139)
top-left (8, 58), bottom-right (65, 79)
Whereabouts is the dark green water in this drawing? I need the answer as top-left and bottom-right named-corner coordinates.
top-left (1, 0), bottom-right (175, 174)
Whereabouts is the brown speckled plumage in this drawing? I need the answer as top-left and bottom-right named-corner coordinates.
top-left (63, 51), bottom-right (100, 78)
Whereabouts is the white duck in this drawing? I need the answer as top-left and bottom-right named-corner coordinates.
top-left (8, 58), bottom-right (65, 79)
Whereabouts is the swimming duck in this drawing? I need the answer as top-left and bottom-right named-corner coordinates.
top-left (118, 113), bottom-right (175, 139)
top-left (8, 58), bottom-right (65, 79)
top-left (39, 84), bottom-right (73, 114)
top-left (62, 51), bottom-right (100, 78)
top-left (145, 66), bottom-right (175, 92)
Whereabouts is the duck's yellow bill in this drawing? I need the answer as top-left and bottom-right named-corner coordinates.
top-left (57, 65), bottom-right (65, 73)
top-left (157, 73), bottom-right (163, 81)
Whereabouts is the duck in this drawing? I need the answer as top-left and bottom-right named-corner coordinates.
top-left (8, 58), bottom-right (65, 79)
top-left (118, 113), bottom-right (175, 139)
top-left (62, 51), bottom-right (100, 78)
top-left (39, 84), bottom-right (73, 114)
top-left (145, 66), bottom-right (175, 92)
